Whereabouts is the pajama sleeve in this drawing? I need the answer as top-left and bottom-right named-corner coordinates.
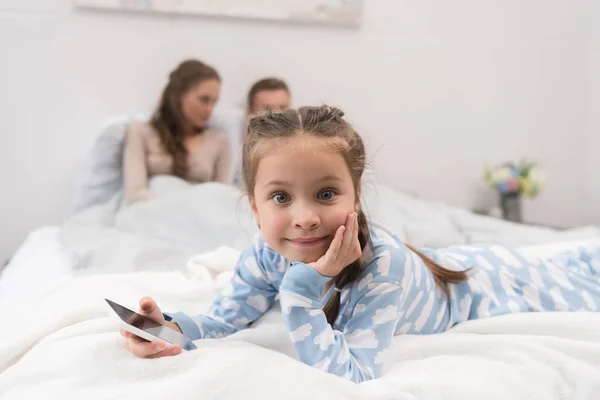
top-left (167, 237), bottom-right (281, 340)
top-left (278, 248), bottom-right (405, 383)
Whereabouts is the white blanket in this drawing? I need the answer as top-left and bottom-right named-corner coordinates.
top-left (59, 181), bottom-right (600, 276)
top-left (2, 246), bottom-right (600, 400)
top-left (60, 181), bottom-right (259, 274)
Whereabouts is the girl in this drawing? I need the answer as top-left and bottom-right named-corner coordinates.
top-left (123, 106), bottom-right (600, 383)
top-left (123, 59), bottom-right (231, 204)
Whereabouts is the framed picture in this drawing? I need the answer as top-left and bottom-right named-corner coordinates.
top-left (75, 0), bottom-right (364, 28)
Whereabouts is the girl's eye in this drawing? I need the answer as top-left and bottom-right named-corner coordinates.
top-left (318, 190), bottom-right (336, 201)
top-left (272, 193), bottom-right (289, 204)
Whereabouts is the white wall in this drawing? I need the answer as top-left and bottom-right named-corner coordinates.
top-left (0, 0), bottom-right (594, 263)
top-left (584, 0), bottom-right (600, 224)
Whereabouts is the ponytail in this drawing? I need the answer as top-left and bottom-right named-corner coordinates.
top-left (404, 243), bottom-right (469, 295)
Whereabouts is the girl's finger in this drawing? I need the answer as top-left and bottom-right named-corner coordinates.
top-left (353, 239), bottom-right (363, 259)
top-left (147, 345), bottom-right (182, 358)
top-left (354, 213), bottom-right (361, 256)
top-left (325, 225), bottom-right (345, 265)
top-left (339, 213), bottom-right (355, 259)
top-left (140, 297), bottom-right (157, 314)
top-left (129, 338), bottom-right (167, 358)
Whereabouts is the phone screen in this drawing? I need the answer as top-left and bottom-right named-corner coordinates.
top-left (105, 298), bottom-right (197, 351)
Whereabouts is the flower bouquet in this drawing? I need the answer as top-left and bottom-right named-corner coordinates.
top-left (483, 160), bottom-right (546, 222)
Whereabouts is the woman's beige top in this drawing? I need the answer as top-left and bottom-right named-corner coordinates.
top-left (123, 122), bottom-right (231, 204)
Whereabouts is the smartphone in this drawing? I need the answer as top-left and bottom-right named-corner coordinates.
top-left (105, 298), bottom-right (197, 351)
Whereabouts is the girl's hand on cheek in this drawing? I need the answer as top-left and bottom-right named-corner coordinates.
top-left (308, 212), bottom-right (361, 277)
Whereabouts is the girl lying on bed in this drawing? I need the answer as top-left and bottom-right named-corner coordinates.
top-left (121, 105), bottom-right (600, 383)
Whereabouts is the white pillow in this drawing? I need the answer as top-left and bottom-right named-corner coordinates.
top-left (361, 183), bottom-right (467, 248)
top-left (70, 116), bottom-right (133, 214)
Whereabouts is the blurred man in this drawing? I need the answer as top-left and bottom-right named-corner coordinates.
top-left (247, 77), bottom-right (290, 115)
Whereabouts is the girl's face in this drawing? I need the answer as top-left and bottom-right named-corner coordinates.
top-left (250, 135), bottom-right (359, 264)
top-left (180, 79), bottom-right (220, 130)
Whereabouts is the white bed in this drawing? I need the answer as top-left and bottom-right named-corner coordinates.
top-left (1, 234), bottom-right (599, 400)
top-left (2, 182), bottom-right (600, 399)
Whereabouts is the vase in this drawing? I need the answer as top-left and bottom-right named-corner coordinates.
top-left (500, 192), bottom-right (522, 223)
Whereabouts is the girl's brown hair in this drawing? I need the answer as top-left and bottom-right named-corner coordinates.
top-left (243, 106), bottom-right (468, 325)
top-left (150, 59), bottom-right (220, 178)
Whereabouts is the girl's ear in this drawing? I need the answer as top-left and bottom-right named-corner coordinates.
top-left (249, 196), bottom-right (261, 229)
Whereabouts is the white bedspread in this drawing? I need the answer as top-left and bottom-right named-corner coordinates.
top-left (1, 244), bottom-right (600, 400)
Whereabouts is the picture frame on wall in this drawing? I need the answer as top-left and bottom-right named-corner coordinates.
top-left (75, 0), bottom-right (364, 28)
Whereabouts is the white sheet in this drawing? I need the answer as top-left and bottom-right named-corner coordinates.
top-left (1, 240), bottom-right (600, 399)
